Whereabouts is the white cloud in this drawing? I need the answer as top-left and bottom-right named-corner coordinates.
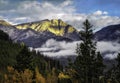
top-left (93, 10), bottom-right (108, 15)
top-left (97, 41), bottom-right (120, 59)
top-left (13, 17), bottom-right (28, 21)
top-left (104, 53), bottom-right (118, 60)
top-left (0, 16), bottom-right (4, 19)
top-left (60, 0), bottom-right (73, 7)
top-left (3, 0), bottom-right (75, 24)
top-left (0, 0), bottom-right (8, 4)
top-left (103, 11), bottom-right (108, 15)
top-left (65, 11), bottom-right (120, 31)
top-left (35, 39), bottom-right (80, 58)
top-left (34, 39), bottom-right (120, 59)
top-left (97, 42), bottom-right (120, 53)
top-left (43, 49), bottom-right (76, 58)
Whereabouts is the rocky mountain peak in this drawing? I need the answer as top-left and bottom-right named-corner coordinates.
top-left (15, 19), bottom-right (76, 36)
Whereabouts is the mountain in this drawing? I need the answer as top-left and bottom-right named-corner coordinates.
top-left (0, 20), bottom-right (11, 26)
top-left (95, 24), bottom-right (120, 42)
top-left (15, 19), bottom-right (80, 41)
top-left (15, 19), bottom-right (74, 35)
top-left (0, 20), bottom-right (20, 40)
top-left (0, 19), bottom-right (80, 48)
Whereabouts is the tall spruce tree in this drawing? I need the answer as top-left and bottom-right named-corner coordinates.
top-left (15, 46), bottom-right (34, 71)
top-left (74, 19), bottom-right (104, 83)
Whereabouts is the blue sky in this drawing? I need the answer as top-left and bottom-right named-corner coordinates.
top-left (39, 0), bottom-right (120, 16)
top-left (1, 0), bottom-right (119, 16)
top-left (0, 0), bottom-right (120, 30)
top-left (74, 0), bottom-right (120, 16)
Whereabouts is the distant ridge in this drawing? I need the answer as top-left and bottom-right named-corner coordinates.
top-left (95, 24), bottom-right (120, 42)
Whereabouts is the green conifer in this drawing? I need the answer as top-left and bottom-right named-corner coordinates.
top-left (74, 19), bottom-right (105, 83)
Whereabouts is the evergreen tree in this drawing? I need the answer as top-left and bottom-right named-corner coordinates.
top-left (115, 53), bottom-right (120, 82)
top-left (15, 46), bottom-right (34, 71)
top-left (0, 30), bottom-right (9, 41)
top-left (106, 53), bottom-right (120, 83)
top-left (74, 19), bottom-right (105, 83)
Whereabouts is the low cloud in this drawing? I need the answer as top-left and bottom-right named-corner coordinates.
top-left (34, 39), bottom-right (120, 59)
top-left (35, 39), bottom-right (80, 58)
top-left (97, 41), bottom-right (120, 59)
top-left (97, 41), bottom-right (120, 53)
top-left (104, 54), bottom-right (118, 60)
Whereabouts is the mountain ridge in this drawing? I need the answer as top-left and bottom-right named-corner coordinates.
top-left (15, 19), bottom-right (77, 37)
top-left (0, 19), bottom-right (80, 48)
top-left (0, 20), bottom-right (12, 26)
top-left (95, 24), bottom-right (120, 42)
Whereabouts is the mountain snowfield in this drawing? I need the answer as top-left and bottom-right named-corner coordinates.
top-left (0, 19), bottom-right (120, 60)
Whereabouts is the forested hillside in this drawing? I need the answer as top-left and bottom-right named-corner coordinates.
top-left (0, 29), bottom-right (63, 83)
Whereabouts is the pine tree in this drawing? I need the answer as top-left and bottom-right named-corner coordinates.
top-left (15, 46), bottom-right (34, 71)
top-left (74, 19), bottom-right (104, 83)
top-left (106, 53), bottom-right (120, 83)
top-left (0, 30), bottom-right (9, 41)
top-left (115, 53), bottom-right (120, 82)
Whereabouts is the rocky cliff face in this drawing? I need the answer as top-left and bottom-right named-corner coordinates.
top-left (15, 19), bottom-right (76, 36)
top-left (0, 20), bottom-right (20, 40)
